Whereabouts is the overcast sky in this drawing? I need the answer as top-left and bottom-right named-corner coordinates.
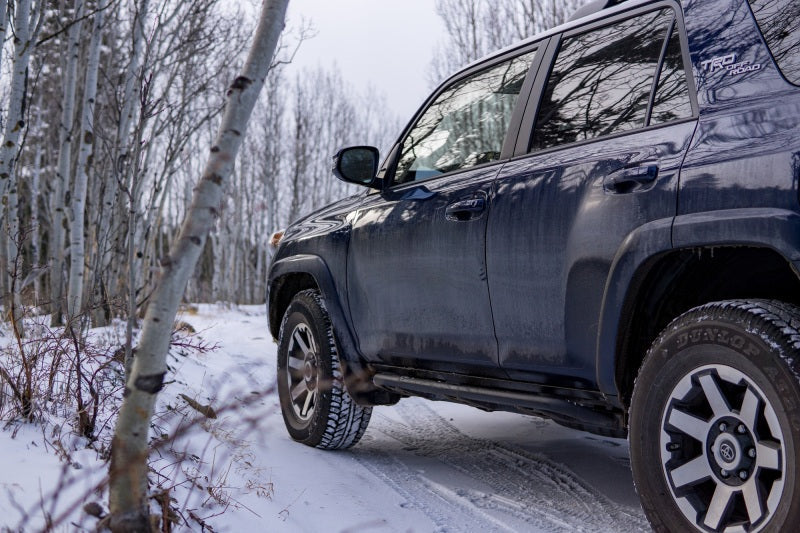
top-left (284, 0), bottom-right (446, 120)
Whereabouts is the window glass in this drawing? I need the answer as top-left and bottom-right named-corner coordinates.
top-left (748, 0), bottom-right (800, 85)
top-left (650, 20), bottom-right (693, 124)
top-left (533, 9), bottom-right (672, 150)
top-left (394, 51), bottom-right (535, 184)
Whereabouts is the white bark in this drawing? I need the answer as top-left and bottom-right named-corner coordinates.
top-left (1, 0), bottom-right (42, 335)
top-left (67, 1), bottom-right (105, 318)
top-left (0, 1), bottom-right (8, 69)
top-left (91, 0), bottom-right (149, 327)
top-left (50, 0), bottom-right (85, 325)
top-left (5, 178), bottom-right (22, 336)
top-left (108, 1), bottom-right (289, 529)
top-left (30, 105), bottom-right (43, 303)
top-left (0, 0), bottom-right (39, 199)
top-left (116, 0), bottom-right (148, 166)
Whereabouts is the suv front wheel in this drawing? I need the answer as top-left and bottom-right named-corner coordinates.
top-left (277, 289), bottom-right (372, 449)
top-left (630, 300), bottom-right (800, 532)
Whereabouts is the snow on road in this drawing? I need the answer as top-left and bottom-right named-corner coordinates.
top-left (0, 304), bottom-right (649, 531)
top-left (166, 304), bottom-right (648, 532)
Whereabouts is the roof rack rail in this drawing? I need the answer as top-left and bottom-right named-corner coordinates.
top-left (568, 0), bottom-right (630, 22)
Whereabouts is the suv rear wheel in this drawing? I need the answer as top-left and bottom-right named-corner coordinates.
top-left (277, 289), bottom-right (371, 449)
top-left (630, 300), bottom-right (800, 532)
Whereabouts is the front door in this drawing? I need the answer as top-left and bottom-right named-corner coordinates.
top-left (347, 50), bottom-right (537, 373)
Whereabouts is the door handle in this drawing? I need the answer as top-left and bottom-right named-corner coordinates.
top-left (604, 163), bottom-right (659, 193)
top-left (445, 197), bottom-right (486, 221)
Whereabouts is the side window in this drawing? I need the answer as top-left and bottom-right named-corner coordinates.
top-left (748, 0), bottom-right (800, 85)
top-left (533, 9), bottom-right (689, 151)
top-left (394, 51), bottom-right (535, 185)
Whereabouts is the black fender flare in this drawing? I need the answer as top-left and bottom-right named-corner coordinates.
top-left (267, 254), bottom-right (393, 404)
top-left (672, 208), bottom-right (800, 263)
top-left (596, 208), bottom-right (800, 401)
top-left (595, 218), bottom-right (674, 401)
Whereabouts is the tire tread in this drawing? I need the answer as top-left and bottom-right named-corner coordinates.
top-left (280, 289), bottom-right (372, 450)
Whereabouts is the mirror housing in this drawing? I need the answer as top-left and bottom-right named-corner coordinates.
top-left (333, 146), bottom-right (381, 189)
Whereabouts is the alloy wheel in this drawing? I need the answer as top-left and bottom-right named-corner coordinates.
top-left (286, 322), bottom-right (319, 421)
top-left (660, 364), bottom-right (785, 532)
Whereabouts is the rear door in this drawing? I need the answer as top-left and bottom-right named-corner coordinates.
top-left (347, 48), bottom-right (538, 374)
top-left (487, 3), bottom-right (698, 387)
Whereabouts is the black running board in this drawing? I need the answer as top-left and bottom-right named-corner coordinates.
top-left (372, 373), bottom-right (625, 437)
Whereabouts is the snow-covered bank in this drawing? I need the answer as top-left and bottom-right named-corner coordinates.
top-left (1, 304), bottom-right (647, 531)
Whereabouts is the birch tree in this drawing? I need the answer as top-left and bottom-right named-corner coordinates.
top-left (67, 0), bottom-right (105, 319)
top-left (50, 0), bottom-right (84, 326)
top-left (107, 0), bottom-right (290, 529)
top-left (97, 0), bottom-right (148, 331)
top-left (29, 100), bottom-right (43, 303)
top-left (0, 0), bottom-right (43, 199)
top-left (0, 0), bottom-right (43, 334)
top-left (0, 1), bottom-right (8, 69)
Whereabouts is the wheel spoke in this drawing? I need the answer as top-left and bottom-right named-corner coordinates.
top-left (739, 388), bottom-right (760, 429)
top-left (291, 380), bottom-right (308, 402)
top-left (669, 455), bottom-right (712, 488)
top-left (293, 330), bottom-right (312, 356)
top-left (301, 389), bottom-right (316, 417)
top-left (288, 354), bottom-right (304, 371)
top-left (742, 482), bottom-right (764, 526)
top-left (307, 332), bottom-right (318, 355)
top-left (667, 407), bottom-right (710, 442)
top-left (756, 442), bottom-right (781, 470)
top-left (699, 373), bottom-right (731, 418)
top-left (655, 360), bottom-right (789, 532)
top-left (704, 484), bottom-right (734, 530)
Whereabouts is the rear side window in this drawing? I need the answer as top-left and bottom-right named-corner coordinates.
top-left (748, 0), bottom-right (800, 85)
top-left (394, 51), bottom-right (535, 184)
top-left (533, 9), bottom-right (692, 150)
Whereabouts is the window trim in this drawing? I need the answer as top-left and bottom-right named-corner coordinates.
top-left (512, 0), bottom-right (698, 157)
top-left (645, 15), bottom-right (676, 126)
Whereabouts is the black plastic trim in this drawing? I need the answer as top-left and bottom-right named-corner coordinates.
top-left (372, 372), bottom-right (625, 436)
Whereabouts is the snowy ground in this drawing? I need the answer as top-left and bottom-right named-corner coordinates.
top-left (0, 304), bottom-right (649, 532)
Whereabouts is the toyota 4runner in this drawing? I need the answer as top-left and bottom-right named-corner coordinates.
top-left (267, 0), bottom-right (800, 530)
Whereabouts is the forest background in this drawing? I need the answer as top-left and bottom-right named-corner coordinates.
top-left (0, 0), bottom-right (581, 529)
top-left (0, 0), bottom-right (581, 329)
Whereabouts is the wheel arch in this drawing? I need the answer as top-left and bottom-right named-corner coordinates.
top-left (607, 249), bottom-right (800, 410)
top-left (268, 254), bottom-right (355, 354)
top-left (598, 209), bottom-right (800, 408)
top-left (267, 254), bottom-right (397, 405)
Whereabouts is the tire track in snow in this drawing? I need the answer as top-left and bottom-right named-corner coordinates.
top-left (368, 400), bottom-right (648, 533)
top-left (352, 434), bottom-right (517, 533)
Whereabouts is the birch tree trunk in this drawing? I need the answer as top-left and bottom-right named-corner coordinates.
top-left (107, 1), bottom-right (289, 529)
top-left (0, 0), bottom-right (40, 200)
top-left (1, 0), bottom-right (42, 334)
top-left (0, 2), bottom-right (7, 70)
top-left (50, 0), bottom-right (85, 326)
top-left (31, 105), bottom-right (43, 304)
top-left (103, 0), bottom-right (148, 321)
top-left (67, 1), bottom-right (105, 319)
top-left (6, 179), bottom-right (22, 336)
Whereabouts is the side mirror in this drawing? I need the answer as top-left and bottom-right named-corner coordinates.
top-left (332, 146), bottom-right (380, 188)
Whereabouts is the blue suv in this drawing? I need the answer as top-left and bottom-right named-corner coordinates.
top-left (267, 0), bottom-right (800, 530)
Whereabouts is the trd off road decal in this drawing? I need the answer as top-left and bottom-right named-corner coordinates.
top-left (701, 53), bottom-right (762, 75)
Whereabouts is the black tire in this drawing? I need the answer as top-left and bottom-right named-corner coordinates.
top-left (277, 289), bottom-right (372, 449)
top-left (630, 300), bottom-right (800, 532)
